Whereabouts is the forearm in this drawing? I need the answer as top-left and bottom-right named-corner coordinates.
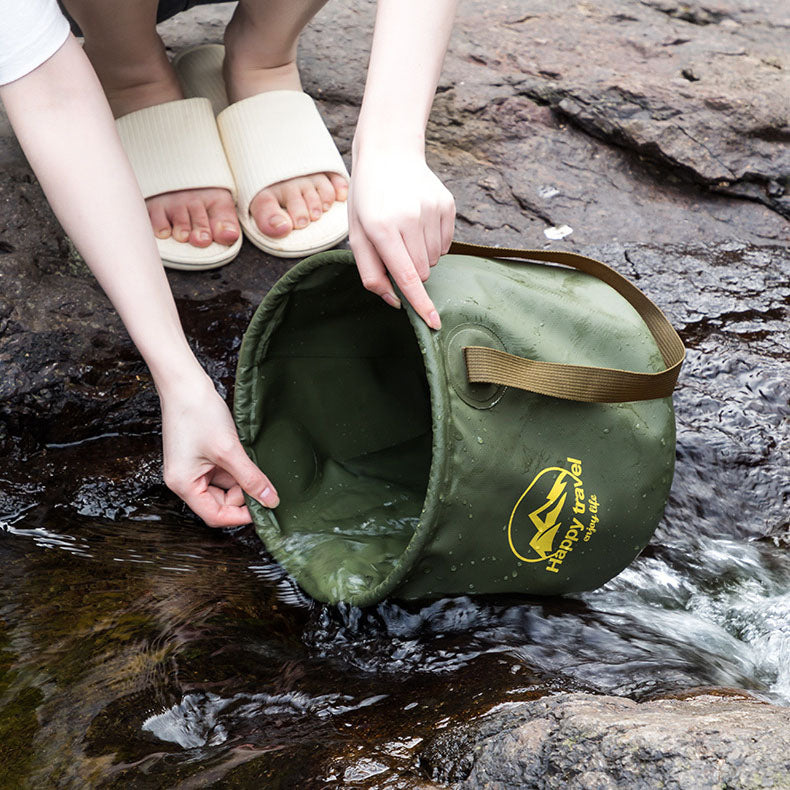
top-left (354, 0), bottom-right (458, 156)
top-left (0, 35), bottom-right (206, 395)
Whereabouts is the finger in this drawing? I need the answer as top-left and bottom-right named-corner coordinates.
top-left (211, 469), bottom-right (237, 489)
top-left (380, 233), bottom-right (441, 330)
top-left (440, 196), bottom-right (456, 254)
top-left (185, 487), bottom-right (253, 528)
top-left (423, 209), bottom-right (444, 269)
top-left (224, 485), bottom-right (246, 508)
top-left (400, 223), bottom-right (431, 282)
top-left (217, 440), bottom-right (280, 508)
top-left (351, 226), bottom-right (401, 309)
top-left (208, 483), bottom-right (246, 509)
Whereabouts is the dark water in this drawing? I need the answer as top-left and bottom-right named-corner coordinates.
top-left (2, 246), bottom-right (789, 788)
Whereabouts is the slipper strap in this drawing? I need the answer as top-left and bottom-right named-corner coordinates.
top-left (217, 91), bottom-right (348, 221)
top-left (116, 98), bottom-right (237, 201)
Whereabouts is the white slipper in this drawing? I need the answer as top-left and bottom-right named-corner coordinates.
top-left (172, 44), bottom-right (229, 117)
top-left (173, 44), bottom-right (350, 258)
top-left (116, 98), bottom-right (242, 270)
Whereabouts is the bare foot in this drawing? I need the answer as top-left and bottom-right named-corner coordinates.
top-left (107, 68), bottom-right (240, 249)
top-left (223, 16), bottom-right (348, 240)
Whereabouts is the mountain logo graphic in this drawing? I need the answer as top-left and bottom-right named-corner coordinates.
top-left (508, 465), bottom-right (583, 563)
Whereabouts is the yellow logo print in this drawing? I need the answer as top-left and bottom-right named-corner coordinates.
top-left (508, 457), bottom-right (599, 573)
top-left (527, 474), bottom-right (570, 559)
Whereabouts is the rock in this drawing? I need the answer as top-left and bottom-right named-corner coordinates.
top-left (430, 0), bottom-right (789, 245)
top-left (460, 0), bottom-right (790, 221)
top-left (420, 691), bottom-right (790, 788)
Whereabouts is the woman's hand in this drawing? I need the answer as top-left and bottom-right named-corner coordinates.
top-left (159, 374), bottom-right (279, 527)
top-left (348, 148), bottom-right (455, 329)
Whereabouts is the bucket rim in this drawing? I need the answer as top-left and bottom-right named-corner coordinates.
top-left (233, 248), bottom-right (450, 606)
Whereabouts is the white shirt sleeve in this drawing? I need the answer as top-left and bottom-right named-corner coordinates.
top-left (0, 0), bottom-right (71, 86)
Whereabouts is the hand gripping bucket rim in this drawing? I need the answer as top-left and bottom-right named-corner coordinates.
top-left (233, 242), bottom-right (685, 606)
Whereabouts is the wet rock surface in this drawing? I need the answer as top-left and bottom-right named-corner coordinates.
top-left (422, 691), bottom-right (790, 789)
top-left (1, 0), bottom-right (788, 787)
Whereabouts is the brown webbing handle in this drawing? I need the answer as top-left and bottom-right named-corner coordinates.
top-left (448, 241), bottom-right (686, 403)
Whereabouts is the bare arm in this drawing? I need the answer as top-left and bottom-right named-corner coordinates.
top-left (349, 0), bottom-right (458, 329)
top-left (0, 35), bottom-right (279, 523)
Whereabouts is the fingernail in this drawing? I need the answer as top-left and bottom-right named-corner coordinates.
top-left (428, 310), bottom-right (441, 330)
top-left (259, 486), bottom-right (280, 508)
top-left (382, 292), bottom-right (402, 309)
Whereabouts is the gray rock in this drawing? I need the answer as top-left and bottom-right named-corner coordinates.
top-left (421, 691), bottom-right (790, 789)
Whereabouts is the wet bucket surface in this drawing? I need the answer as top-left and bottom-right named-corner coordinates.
top-left (234, 250), bottom-right (677, 605)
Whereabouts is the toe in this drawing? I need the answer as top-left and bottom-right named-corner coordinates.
top-left (148, 198), bottom-right (172, 239)
top-left (170, 204), bottom-right (191, 243)
top-left (280, 180), bottom-right (311, 230)
top-left (250, 188), bottom-right (293, 238)
top-left (313, 174), bottom-right (336, 212)
top-left (206, 193), bottom-right (240, 247)
top-left (187, 200), bottom-right (212, 247)
top-left (329, 172), bottom-right (348, 202)
top-left (302, 181), bottom-right (323, 222)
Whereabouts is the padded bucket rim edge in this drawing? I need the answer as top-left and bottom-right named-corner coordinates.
top-left (233, 248), bottom-right (451, 607)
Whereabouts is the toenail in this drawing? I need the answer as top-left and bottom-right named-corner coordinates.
top-left (271, 216), bottom-right (289, 231)
top-left (156, 229), bottom-right (171, 239)
top-left (311, 209), bottom-right (321, 220)
top-left (176, 230), bottom-right (189, 242)
top-left (323, 203), bottom-right (331, 212)
top-left (199, 231), bottom-right (210, 242)
top-left (296, 217), bottom-right (308, 229)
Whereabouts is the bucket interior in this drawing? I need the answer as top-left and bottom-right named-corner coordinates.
top-left (246, 263), bottom-right (432, 602)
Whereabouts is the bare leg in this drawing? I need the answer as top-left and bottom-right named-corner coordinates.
top-left (223, 0), bottom-right (348, 238)
top-left (61, 0), bottom-right (240, 249)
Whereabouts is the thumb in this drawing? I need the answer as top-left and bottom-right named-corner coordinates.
top-left (220, 442), bottom-right (280, 509)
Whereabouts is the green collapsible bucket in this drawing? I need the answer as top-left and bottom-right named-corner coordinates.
top-left (234, 242), bottom-right (685, 606)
